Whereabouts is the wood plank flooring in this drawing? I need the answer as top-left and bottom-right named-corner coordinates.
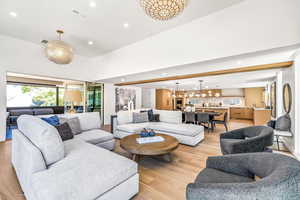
top-left (0, 120), bottom-right (289, 200)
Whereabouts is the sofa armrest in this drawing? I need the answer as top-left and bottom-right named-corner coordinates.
top-left (12, 130), bottom-right (46, 186)
top-left (206, 155), bottom-right (254, 178)
top-left (111, 115), bottom-right (118, 133)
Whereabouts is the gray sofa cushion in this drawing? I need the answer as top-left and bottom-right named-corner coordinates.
top-left (17, 115), bottom-right (64, 166)
top-left (33, 108), bottom-right (54, 115)
top-left (10, 109), bottom-right (33, 116)
top-left (31, 139), bottom-right (137, 200)
top-left (275, 114), bottom-right (291, 131)
top-left (75, 129), bottom-right (114, 144)
top-left (133, 112), bottom-right (149, 123)
top-left (195, 168), bottom-right (254, 184)
top-left (59, 117), bottom-right (82, 135)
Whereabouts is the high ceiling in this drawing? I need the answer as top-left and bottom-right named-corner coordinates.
top-left (0, 0), bottom-right (243, 57)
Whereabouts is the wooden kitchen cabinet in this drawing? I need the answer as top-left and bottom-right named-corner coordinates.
top-left (230, 107), bottom-right (253, 120)
top-left (156, 89), bottom-right (173, 110)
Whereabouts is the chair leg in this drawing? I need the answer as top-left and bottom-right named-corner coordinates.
top-left (224, 123), bottom-right (228, 132)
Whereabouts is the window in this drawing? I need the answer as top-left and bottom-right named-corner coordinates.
top-left (7, 83), bottom-right (58, 107)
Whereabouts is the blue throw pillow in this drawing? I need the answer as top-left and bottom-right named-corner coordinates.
top-left (41, 116), bottom-right (60, 126)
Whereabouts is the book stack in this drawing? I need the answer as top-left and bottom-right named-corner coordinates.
top-left (136, 136), bottom-right (165, 144)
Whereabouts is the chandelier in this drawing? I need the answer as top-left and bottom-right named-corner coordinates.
top-left (172, 82), bottom-right (181, 98)
top-left (199, 80), bottom-right (207, 98)
top-left (140, 0), bottom-right (188, 21)
top-left (44, 30), bottom-right (73, 65)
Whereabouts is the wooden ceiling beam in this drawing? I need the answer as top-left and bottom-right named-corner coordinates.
top-left (114, 61), bottom-right (293, 86)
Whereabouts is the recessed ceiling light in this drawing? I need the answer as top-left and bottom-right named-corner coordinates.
top-left (89, 1), bottom-right (96, 8)
top-left (9, 12), bottom-right (17, 17)
top-left (88, 41), bottom-right (94, 45)
top-left (205, 86), bottom-right (209, 89)
top-left (123, 23), bottom-right (129, 28)
top-left (121, 78), bottom-right (125, 82)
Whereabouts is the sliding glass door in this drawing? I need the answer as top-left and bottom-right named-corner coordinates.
top-left (85, 82), bottom-right (104, 123)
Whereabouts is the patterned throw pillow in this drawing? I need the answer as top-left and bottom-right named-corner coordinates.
top-left (133, 112), bottom-right (149, 123)
top-left (55, 122), bottom-right (74, 141)
top-left (59, 117), bottom-right (82, 135)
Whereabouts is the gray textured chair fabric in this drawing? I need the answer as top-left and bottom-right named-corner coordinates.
top-left (185, 112), bottom-right (196, 124)
top-left (220, 126), bottom-right (273, 155)
top-left (186, 153), bottom-right (300, 200)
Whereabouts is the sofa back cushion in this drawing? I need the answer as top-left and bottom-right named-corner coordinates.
top-left (117, 111), bottom-right (133, 125)
top-left (10, 109), bottom-right (34, 116)
top-left (33, 108), bottom-right (54, 115)
top-left (17, 115), bottom-right (65, 166)
top-left (133, 112), bottom-right (149, 123)
top-left (154, 110), bottom-right (182, 124)
top-left (66, 112), bottom-right (101, 131)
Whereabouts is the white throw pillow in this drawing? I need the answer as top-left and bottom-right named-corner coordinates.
top-left (17, 115), bottom-right (65, 166)
top-left (117, 111), bottom-right (133, 125)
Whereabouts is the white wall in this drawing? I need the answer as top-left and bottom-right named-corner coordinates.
top-left (278, 49), bottom-right (300, 159)
top-left (0, 68), bottom-right (6, 141)
top-left (103, 84), bottom-right (142, 125)
top-left (91, 0), bottom-right (300, 80)
top-left (280, 67), bottom-right (296, 152)
top-left (141, 88), bottom-right (156, 109)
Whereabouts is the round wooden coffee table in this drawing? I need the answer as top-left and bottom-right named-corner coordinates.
top-left (120, 133), bottom-right (179, 162)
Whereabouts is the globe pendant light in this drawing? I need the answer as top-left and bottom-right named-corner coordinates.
top-left (140, 0), bottom-right (187, 21)
top-left (45, 30), bottom-right (73, 65)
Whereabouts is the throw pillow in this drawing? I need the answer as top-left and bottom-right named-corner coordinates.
top-left (133, 112), bottom-right (149, 123)
top-left (275, 114), bottom-right (291, 131)
top-left (59, 117), bottom-right (82, 135)
top-left (147, 109), bottom-right (154, 121)
top-left (55, 122), bottom-right (74, 141)
top-left (41, 115), bottom-right (60, 126)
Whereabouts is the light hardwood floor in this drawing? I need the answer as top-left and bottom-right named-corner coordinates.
top-left (0, 120), bottom-right (289, 200)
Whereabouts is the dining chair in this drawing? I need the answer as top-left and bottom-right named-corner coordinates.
top-left (212, 112), bottom-right (228, 132)
top-left (185, 112), bottom-right (196, 124)
top-left (197, 112), bottom-right (211, 132)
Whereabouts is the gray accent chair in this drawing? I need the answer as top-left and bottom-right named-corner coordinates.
top-left (220, 126), bottom-right (273, 155)
top-left (186, 152), bottom-right (300, 200)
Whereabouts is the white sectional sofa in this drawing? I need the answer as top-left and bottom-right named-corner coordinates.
top-left (12, 112), bottom-right (139, 200)
top-left (113, 110), bottom-right (204, 146)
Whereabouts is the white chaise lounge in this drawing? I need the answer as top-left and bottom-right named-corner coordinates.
top-left (113, 110), bottom-right (204, 146)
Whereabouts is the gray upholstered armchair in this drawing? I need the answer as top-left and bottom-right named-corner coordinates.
top-left (220, 126), bottom-right (273, 155)
top-left (186, 153), bottom-right (300, 200)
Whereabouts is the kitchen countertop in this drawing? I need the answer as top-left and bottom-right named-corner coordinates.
top-left (196, 107), bottom-right (230, 109)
